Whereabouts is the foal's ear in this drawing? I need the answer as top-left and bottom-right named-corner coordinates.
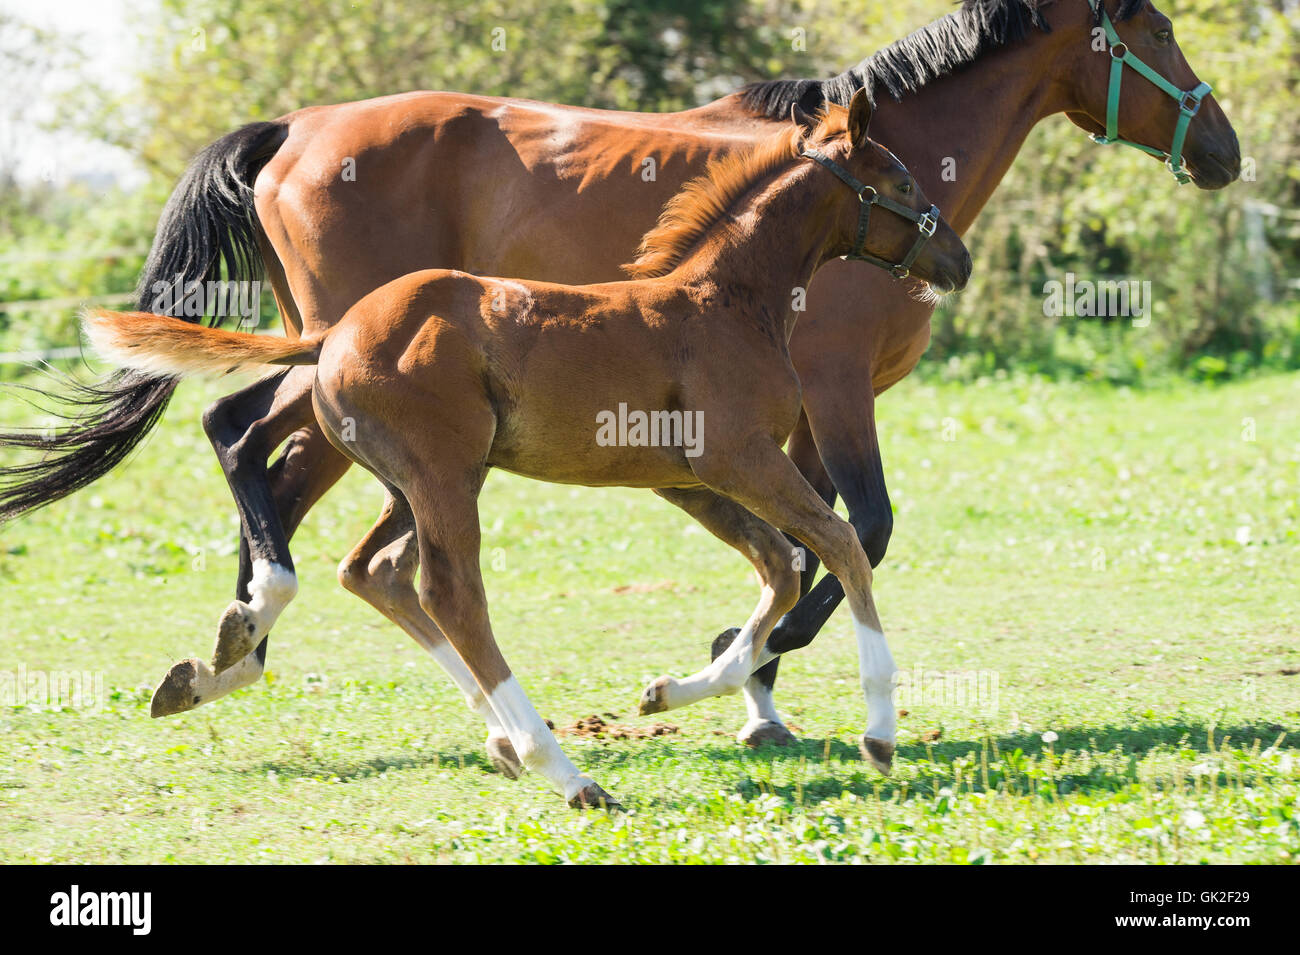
top-left (790, 102), bottom-right (816, 134)
top-left (847, 87), bottom-right (874, 148)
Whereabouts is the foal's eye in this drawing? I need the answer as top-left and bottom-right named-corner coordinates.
top-left (1154, 29), bottom-right (1172, 45)
top-left (898, 180), bottom-right (913, 195)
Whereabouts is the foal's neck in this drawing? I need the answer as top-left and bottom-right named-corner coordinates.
top-left (674, 164), bottom-right (841, 341)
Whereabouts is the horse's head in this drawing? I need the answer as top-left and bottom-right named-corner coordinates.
top-left (1056, 0), bottom-right (1239, 189)
top-left (797, 90), bottom-right (972, 293)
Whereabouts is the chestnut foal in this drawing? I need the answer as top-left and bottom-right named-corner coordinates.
top-left (86, 95), bottom-right (969, 807)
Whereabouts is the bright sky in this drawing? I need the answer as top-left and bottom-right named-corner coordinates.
top-left (0, 0), bottom-right (147, 186)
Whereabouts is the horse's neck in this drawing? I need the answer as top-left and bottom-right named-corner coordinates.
top-left (871, 32), bottom-right (1074, 235)
top-left (676, 167), bottom-right (839, 339)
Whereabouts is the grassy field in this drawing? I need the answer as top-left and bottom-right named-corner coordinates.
top-left (0, 368), bottom-right (1297, 863)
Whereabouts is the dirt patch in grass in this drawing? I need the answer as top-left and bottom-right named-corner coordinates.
top-left (557, 713), bottom-right (679, 740)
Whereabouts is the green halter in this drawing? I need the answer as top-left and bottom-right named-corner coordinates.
top-left (1086, 0), bottom-right (1213, 185)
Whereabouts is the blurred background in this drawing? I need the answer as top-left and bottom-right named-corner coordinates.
top-left (1, 0), bottom-right (1297, 384)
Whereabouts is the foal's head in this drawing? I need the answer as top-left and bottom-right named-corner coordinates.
top-left (625, 90), bottom-right (970, 293)
top-left (797, 92), bottom-right (972, 293)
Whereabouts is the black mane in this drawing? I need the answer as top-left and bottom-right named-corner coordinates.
top-left (739, 0), bottom-right (1149, 119)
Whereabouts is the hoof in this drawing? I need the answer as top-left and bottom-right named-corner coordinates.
top-left (860, 736), bottom-right (896, 776)
top-left (212, 600), bottom-right (259, 674)
top-left (711, 627), bottom-right (740, 662)
top-left (568, 781), bottom-right (623, 812)
top-left (738, 719), bottom-right (797, 748)
top-left (485, 734), bottom-right (524, 780)
top-left (638, 676), bottom-right (671, 715)
top-left (150, 658), bottom-right (204, 718)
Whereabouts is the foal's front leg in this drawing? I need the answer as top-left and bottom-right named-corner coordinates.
top-left (638, 488), bottom-right (800, 718)
top-left (683, 434), bottom-right (899, 774)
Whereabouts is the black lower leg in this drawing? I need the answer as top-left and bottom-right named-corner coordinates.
top-left (760, 440), bottom-right (893, 658)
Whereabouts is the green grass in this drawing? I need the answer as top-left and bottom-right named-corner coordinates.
top-left (1, 369), bottom-right (1298, 863)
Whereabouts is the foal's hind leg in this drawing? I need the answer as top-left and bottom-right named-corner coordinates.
top-left (338, 487), bottom-right (523, 779)
top-left (638, 488), bottom-right (800, 721)
top-left (314, 360), bottom-right (615, 808)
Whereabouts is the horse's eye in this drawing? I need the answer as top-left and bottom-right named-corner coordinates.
top-left (899, 180), bottom-right (913, 195)
top-left (1154, 29), bottom-right (1172, 45)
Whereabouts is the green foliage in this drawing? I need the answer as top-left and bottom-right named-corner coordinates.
top-left (2, 0), bottom-right (1298, 381)
top-left (930, 0), bottom-right (1300, 380)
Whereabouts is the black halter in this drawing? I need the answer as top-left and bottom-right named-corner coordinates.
top-left (801, 149), bottom-right (940, 279)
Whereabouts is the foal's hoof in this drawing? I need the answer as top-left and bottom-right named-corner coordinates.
top-left (638, 676), bottom-right (671, 715)
top-left (568, 781), bottom-right (623, 812)
top-left (738, 718), bottom-right (797, 748)
top-left (860, 736), bottom-right (896, 776)
top-left (486, 734), bottom-right (524, 780)
top-left (212, 600), bottom-right (259, 674)
top-left (151, 658), bottom-right (204, 718)
top-left (711, 627), bottom-right (741, 662)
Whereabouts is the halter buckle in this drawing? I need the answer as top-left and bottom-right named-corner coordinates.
top-left (1179, 90), bottom-right (1205, 116)
top-left (890, 265), bottom-right (911, 279)
top-left (1109, 42), bottom-right (1128, 60)
top-left (918, 208), bottom-right (939, 238)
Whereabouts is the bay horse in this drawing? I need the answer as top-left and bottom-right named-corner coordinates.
top-left (0, 1), bottom-right (1238, 757)
top-left (85, 98), bottom-right (971, 805)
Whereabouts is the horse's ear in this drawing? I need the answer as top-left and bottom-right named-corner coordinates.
top-left (790, 102), bottom-right (816, 134)
top-left (847, 87), bottom-right (874, 148)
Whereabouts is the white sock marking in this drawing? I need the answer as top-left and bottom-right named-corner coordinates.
top-left (192, 653), bottom-right (263, 704)
top-left (419, 636), bottom-right (508, 735)
top-left (488, 677), bottom-right (590, 800)
top-left (244, 559), bottom-right (298, 634)
top-left (742, 677), bottom-right (782, 725)
top-left (853, 615), bottom-right (897, 742)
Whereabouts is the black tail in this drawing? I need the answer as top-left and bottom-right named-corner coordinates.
top-left (0, 120), bottom-right (288, 522)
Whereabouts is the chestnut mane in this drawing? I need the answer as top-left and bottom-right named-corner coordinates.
top-left (623, 104), bottom-right (852, 280)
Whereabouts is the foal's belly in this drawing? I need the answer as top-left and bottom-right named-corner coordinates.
top-left (487, 410), bottom-right (703, 489)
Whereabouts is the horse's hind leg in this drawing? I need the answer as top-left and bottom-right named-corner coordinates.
top-left (201, 367), bottom-right (314, 672)
top-left (638, 487), bottom-right (799, 719)
top-left (338, 486), bottom-right (523, 779)
top-left (151, 371), bottom-right (352, 716)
